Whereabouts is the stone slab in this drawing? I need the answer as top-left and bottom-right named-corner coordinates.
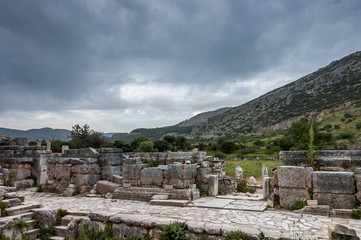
top-left (312, 171), bottom-right (355, 194)
top-left (277, 166), bottom-right (311, 189)
top-left (313, 193), bottom-right (355, 209)
top-left (149, 199), bottom-right (189, 207)
top-left (279, 187), bottom-right (310, 210)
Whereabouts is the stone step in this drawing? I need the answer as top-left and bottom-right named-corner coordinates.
top-left (23, 228), bottom-right (39, 240)
top-left (4, 192), bottom-right (25, 201)
top-left (6, 203), bottom-right (42, 216)
top-left (55, 226), bottom-right (67, 237)
top-left (2, 198), bottom-right (22, 207)
top-left (26, 219), bottom-right (37, 230)
top-left (61, 215), bottom-right (90, 226)
top-left (149, 199), bottom-right (189, 207)
top-left (49, 236), bottom-right (65, 240)
top-left (151, 194), bottom-right (169, 200)
top-left (18, 212), bottom-right (34, 220)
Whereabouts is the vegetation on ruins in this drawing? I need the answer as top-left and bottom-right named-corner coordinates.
top-left (70, 124), bottom-right (106, 148)
top-left (225, 231), bottom-right (248, 240)
top-left (159, 221), bottom-right (188, 240)
top-left (350, 209), bottom-right (361, 219)
top-left (236, 180), bottom-right (256, 194)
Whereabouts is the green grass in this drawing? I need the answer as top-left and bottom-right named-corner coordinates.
top-left (225, 160), bottom-right (279, 180)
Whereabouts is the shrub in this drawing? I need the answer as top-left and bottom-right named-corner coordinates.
top-left (196, 184), bottom-right (208, 197)
top-left (334, 124), bottom-right (341, 129)
top-left (350, 209), bottom-right (361, 219)
top-left (225, 231), bottom-right (248, 240)
top-left (356, 122), bottom-right (361, 130)
top-left (55, 208), bottom-right (68, 225)
top-left (236, 180), bottom-right (256, 194)
top-left (0, 201), bottom-right (9, 216)
top-left (337, 132), bottom-right (354, 140)
top-left (160, 222), bottom-right (188, 240)
top-left (218, 186), bottom-right (228, 195)
top-left (214, 152), bottom-right (226, 159)
top-left (291, 200), bottom-right (307, 211)
top-left (220, 140), bottom-right (236, 154)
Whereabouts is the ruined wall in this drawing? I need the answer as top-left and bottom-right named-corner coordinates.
top-left (274, 166), bottom-right (361, 209)
top-left (123, 151), bottom-right (206, 165)
top-left (279, 150), bottom-right (361, 167)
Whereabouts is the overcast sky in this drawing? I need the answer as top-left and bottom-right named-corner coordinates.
top-left (1, 0), bottom-right (361, 133)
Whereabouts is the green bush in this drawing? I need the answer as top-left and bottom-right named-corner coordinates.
top-left (196, 184), bottom-right (208, 197)
top-left (55, 208), bottom-right (68, 225)
top-left (160, 222), bottom-right (188, 240)
top-left (225, 231), bottom-right (248, 240)
top-left (213, 152), bottom-right (226, 159)
top-left (291, 200), bottom-right (307, 211)
top-left (350, 209), bottom-right (361, 219)
top-left (38, 225), bottom-right (56, 240)
top-left (236, 180), bottom-right (256, 194)
top-left (0, 201), bottom-right (9, 216)
top-left (218, 186), bottom-right (228, 195)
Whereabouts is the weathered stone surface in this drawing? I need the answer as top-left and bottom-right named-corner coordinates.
top-left (166, 164), bottom-right (196, 179)
top-left (235, 166), bottom-right (243, 180)
top-left (123, 157), bottom-right (143, 165)
top-left (313, 193), bottom-right (355, 209)
top-left (279, 187), bottom-right (310, 210)
top-left (167, 179), bottom-right (194, 189)
top-left (74, 174), bottom-right (101, 188)
top-left (122, 164), bottom-right (145, 180)
top-left (277, 166), bottom-right (311, 189)
top-left (53, 164), bottom-right (72, 181)
top-left (63, 187), bottom-right (76, 197)
top-left (196, 167), bottom-right (211, 184)
top-left (328, 223), bottom-right (360, 240)
top-left (263, 177), bottom-right (271, 200)
top-left (280, 150), bottom-right (361, 167)
top-left (294, 205), bottom-right (330, 216)
top-left (32, 208), bottom-right (57, 228)
top-left (166, 152), bottom-right (193, 164)
top-left (72, 164), bottom-right (100, 174)
top-left (208, 175), bottom-right (218, 197)
top-left (96, 180), bottom-right (120, 194)
top-left (89, 211), bottom-right (115, 222)
top-left (330, 209), bottom-right (353, 218)
top-left (14, 179), bottom-right (34, 190)
top-left (48, 158), bottom-right (70, 164)
top-left (10, 168), bottom-right (31, 180)
top-left (140, 168), bottom-right (164, 186)
top-left (312, 171), bottom-right (355, 194)
top-left (355, 174), bottom-right (361, 192)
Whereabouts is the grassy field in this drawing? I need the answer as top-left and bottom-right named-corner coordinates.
top-left (225, 160), bottom-right (280, 180)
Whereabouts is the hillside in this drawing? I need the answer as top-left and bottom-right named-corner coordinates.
top-left (177, 107), bottom-right (233, 127)
top-left (192, 51), bottom-right (361, 138)
top-left (0, 127), bottom-right (70, 141)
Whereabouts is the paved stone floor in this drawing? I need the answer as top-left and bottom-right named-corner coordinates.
top-left (19, 189), bottom-right (361, 239)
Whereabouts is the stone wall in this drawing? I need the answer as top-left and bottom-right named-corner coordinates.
top-left (123, 151), bottom-right (207, 165)
top-left (275, 166), bottom-right (361, 209)
top-left (279, 150), bottom-right (361, 167)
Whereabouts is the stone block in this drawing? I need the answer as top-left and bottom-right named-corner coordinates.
top-left (122, 164), bottom-right (145, 180)
top-left (196, 168), bottom-right (211, 184)
top-left (208, 175), bottom-right (218, 197)
top-left (80, 148), bottom-right (100, 158)
top-left (96, 180), bottom-right (120, 194)
top-left (140, 168), bottom-right (164, 187)
top-left (123, 157), bottom-right (142, 165)
top-left (166, 164), bottom-right (197, 179)
top-left (356, 192), bottom-right (361, 203)
top-left (109, 166), bottom-right (122, 176)
top-left (277, 166), bottom-right (311, 189)
top-left (328, 223), bottom-right (360, 240)
top-left (54, 164), bottom-right (72, 182)
top-left (164, 184), bottom-right (173, 190)
top-left (313, 193), bottom-right (355, 209)
top-left (166, 152), bottom-right (193, 164)
top-left (307, 200), bottom-right (318, 206)
top-left (63, 188), bottom-right (76, 197)
top-left (312, 171), bottom-right (355, 194)
top-left (330, 209), bottom-right (353, 219)
top-left (279, 187), bottom-right (311, 210)
top-left (74, 174), bottom-right (101, 187)
top-left (294, 205), bottom-right (330, 216)
top-left (123, 183), bottom-right (131, 188)
top-left (167, 179), bottom-right (194, 189)
top-left (72, 164), bottom-right (100, 174)
top-left (14, 179), bottom-right (34, 190)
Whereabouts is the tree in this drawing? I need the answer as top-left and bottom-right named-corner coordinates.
top-left (154, 140), bottom-right (171, 152)
top-left (70, 124), bottom-right (105, 148)
top-left (114, 140), bottom-right (131, 152)
top-left (130, 136), bottom-right (149, 151)
top-left (290, 119), bottom-right (320, 150)
top-left (220, 140), bottom-right (236, 154)
top-left (137, 140), bottom-right (156, 152)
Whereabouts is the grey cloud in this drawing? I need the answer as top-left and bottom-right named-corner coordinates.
top-left (1, 0), bottom-right (361, 114)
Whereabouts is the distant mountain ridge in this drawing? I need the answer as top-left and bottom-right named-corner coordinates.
top-left (0, 127), bottom-right (70, 141)
top-left (191, 51), bottom-right (361, 138)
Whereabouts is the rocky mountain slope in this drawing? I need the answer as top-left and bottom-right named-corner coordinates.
top-left (192, 51), bottom-right (361, 138)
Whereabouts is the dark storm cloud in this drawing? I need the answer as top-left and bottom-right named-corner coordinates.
top-left (1, 0), bottom-right (361, 113)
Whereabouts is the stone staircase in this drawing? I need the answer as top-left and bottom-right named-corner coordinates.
top-left (50, 213), bottom-right (90, 240)
top-left (0, 191), bottom-right (42, 240)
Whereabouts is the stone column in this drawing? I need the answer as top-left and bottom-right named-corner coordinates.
top-left (36, 139), bottom-right (42, 147)
top-left (235, 166), bottom-right (243, 181)
top-left (263, 177), bottom-right (271, 200)
top-left (47, 139), bottom-right (52, 152)
top-left (262, 164), bottom-right (268, 180)
top-left (61, 145), bottom-right (69, 155)
top-left (208, 175), bottom-right (218, 197)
